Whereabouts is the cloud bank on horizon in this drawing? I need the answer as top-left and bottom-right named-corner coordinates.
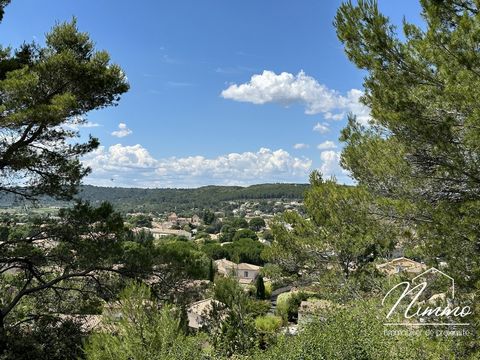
top-left (82, 144), bottom-right (338, 188)
top-left (221, 70), bottom-right (371, 125)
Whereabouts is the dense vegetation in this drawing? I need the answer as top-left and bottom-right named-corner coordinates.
top-left (0, 183), bottom-right (308, 214)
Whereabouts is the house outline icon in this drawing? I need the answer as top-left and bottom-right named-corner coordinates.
top-left (412, 267), bottom-right (455, 299)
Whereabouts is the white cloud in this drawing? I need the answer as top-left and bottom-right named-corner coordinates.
top-left (313, 122), bottom-right (329, 134)
top-left (111, 123), bottom-right (132, 138)
top-left (342, 89), bottom-right (371, 125)
top-left (84, 144), bottom-right (157, 171)
top-left (293, 143), bottom-right (309, 149)
top-left (82, 122), bottom-right (101, 128)
top-left (319, 150), bottom-right (349, 180)
top-left (317, 141), bottom-right (337, 150)
top-left (83, 145), bottom-right (312, 188)
top-left (221, 70), bottom-right (371, 124)
top-left (324, 112), bottom-right (344, 121)
top-left (65, 121), bottom-right (101, 131)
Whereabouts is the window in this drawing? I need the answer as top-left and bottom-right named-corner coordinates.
top-left (244, 271), bottom-right (249, 278)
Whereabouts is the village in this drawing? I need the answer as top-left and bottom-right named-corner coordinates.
top-left (86, 201), bottom-right (456, 338)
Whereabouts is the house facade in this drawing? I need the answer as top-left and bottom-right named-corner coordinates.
top-left (214, 258), bottom-right (262, 284)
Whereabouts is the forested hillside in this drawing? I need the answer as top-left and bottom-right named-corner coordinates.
top-left (0, 183), bottom-right (309, 213)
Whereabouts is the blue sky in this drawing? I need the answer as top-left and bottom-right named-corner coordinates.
top-left (2, 0), bottom-right (423, 188)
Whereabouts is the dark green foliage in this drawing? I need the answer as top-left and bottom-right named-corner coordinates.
top-left (333, 0), bottom-right (480, 299)
top-left (262, 229), bottom-right (274, 241)
top-left (232, 228), bottom-right (258, 242)
top-left (201, 242), bottom-right (229, 260)
top-left (249, 217), bottom-right (266, 231)
top-left (219, 224), bottom-right (236, 243)
top-left (210, 277), bottom-right (257, 357)
top-left (208, 259), bottom-right (215, 282)
top-left (335, 0), bottom-right (480, 203)
top-left (230, 217), bottom-right (249, 229)
top-left (201, 209), bottom-right (215, 225)
top-left (256, 275), bottom-right (266, 300)
top-left (2, 318), bottom-right (85, 360)
top-left (0, 20), bottom-right (128, 200)
top-left (0, 0), bottom-right (9, 23)
top-left (222, 238), bottom-right (265, 265)
top-left (0, 201), bottom-right (135, 354)
top-left (127, 214), bottom-right (152, 228)
top-left (0, 6), bottom-right (211, 359)
top-left (0, 205), bottom-right (208, 353)
top-left (156, 241), bottom-right (210, 281)
top-left (205, 219), bottom-right (222, 234)
top-left (0, 184), bottom-right (308, 214)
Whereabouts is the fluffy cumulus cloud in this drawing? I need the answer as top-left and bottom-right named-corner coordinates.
top-left (293, 143), bottom-right (309, 149)
top-left (319, 150), bottom-right (349, 181)
top-left (82, 145), bottom-right (312, 187)
top-left (221, 70), bottom-right (371, 124)
top-left (317, 141), bottom-right (337, 150)
top-left (111, 123), bottom-right (132, 138)
top-left (84, 144), bottom-right (157, 170)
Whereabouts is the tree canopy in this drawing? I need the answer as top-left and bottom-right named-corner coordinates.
top-left (0, 20), bottom-right (128, 200)
top-left (0, 16), bottom-right (131, 355)
top-left (334, 0), bottom-right (480, 290)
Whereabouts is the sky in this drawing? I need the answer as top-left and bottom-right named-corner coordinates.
top-left (2, 0), bottom-right (423, 188)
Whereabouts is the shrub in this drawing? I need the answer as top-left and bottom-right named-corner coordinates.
top-left (255, 315), bottom-right (282, 332)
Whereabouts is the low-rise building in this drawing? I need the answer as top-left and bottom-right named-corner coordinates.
top-left (214, 258), bottom-right (262, 284)
top-left (236, 262), bottom-right (261, 285)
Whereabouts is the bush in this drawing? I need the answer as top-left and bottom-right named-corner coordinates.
top-left (255, 315), bottom-right (282, 350)
top-left (255, 315), bottom-right (282, 332)
top-left (255, 300), bottom-right (455, 359)
top-left (264, 281), bottom-right (272, 299)
top-left (276, 291), bottom-right (315, 323)
top-left (84, 283), bottom-right (204, 360)
top-left (246, 300), bottom-right (271, 318)
top-left (249, 217), bottom-right (266, 231)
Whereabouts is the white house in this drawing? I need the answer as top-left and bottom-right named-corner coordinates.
top-left (236, 262), bottom-right (261, 285)
top-left (214, 258), bottom-right (262, 284)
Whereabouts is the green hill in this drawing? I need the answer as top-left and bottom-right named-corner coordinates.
top-left (0, 183), bottom-right (309, 214)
